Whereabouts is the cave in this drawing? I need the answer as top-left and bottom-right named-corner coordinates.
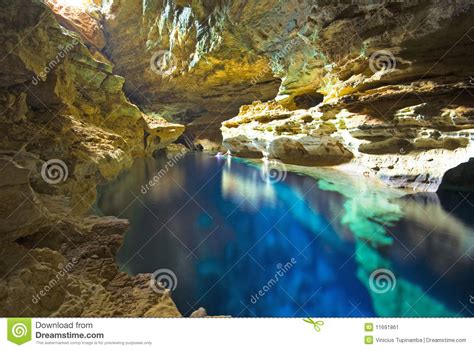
top-left (0, 0), bottom-right (473, 323)
top-left (292, 92), bottom-right (324, 109)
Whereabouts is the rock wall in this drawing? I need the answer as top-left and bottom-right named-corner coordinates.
top-left (101, 0), bottom-right (473, 191)
top-left (0, 0), bottom-right (183, 316)
top-left (215, 1), bottom-right (474, 191)
top-left (103, 0), bottom-right (281, 123)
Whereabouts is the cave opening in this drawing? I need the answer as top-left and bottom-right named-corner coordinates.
top-left (50, 0), bottom-right (87, 7)
top-left (292, 92), bottom-right (324, 109)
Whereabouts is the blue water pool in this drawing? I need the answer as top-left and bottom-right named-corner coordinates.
top-left (94, 153), bottom-right (474, 317)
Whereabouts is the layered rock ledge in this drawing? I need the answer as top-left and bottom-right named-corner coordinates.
top-left (222, 88), bottom-right (473, 191)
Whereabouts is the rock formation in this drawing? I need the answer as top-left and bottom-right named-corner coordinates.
top-left (0, 0), bottom-right (183, 316)
top-left (1, 0), bottom-right (473, 317)
top-left (98, 0), bottom-right (474, 191)
top-left (215, 1), bottom-right (474, 191)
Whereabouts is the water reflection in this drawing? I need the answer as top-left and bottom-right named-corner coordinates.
top-left (221, 162), bottom-right (277, 209)
top-left (94, 153), bottom-right (474, 317)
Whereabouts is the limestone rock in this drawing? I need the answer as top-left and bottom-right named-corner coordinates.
top-left (189, 307), bottom-right (207, 318)
top-left (0, 0), bottom-right (183, 317)
top-left (0, 157), bottom-right (48, 242)
top-left (222, 101), bottom-right (354, 165)
top-left (101, 1), bottom-right (474, 116)
top-left (1, 212), bottom-right (181, 317)
top-left (103, 0), bottom-right (281, 126)
top-left (46, 0), bottom-right (106, 49)
top-left (166, 143), bottom-right (189, 158)
top-left (101, 0), bottom-right (473, 190)
top-left (143, 114), bottom-right (186, 153)
top-left (223, 92), bottom-right (473, 191)
top-left (0, 0), bottom-right (184, 213)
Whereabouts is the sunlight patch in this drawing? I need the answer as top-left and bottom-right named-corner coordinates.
top-left (52, 0), bottom-right (86, 7)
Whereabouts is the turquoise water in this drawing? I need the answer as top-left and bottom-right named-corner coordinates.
top-left (94, 153), bottom-right (474, 317)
